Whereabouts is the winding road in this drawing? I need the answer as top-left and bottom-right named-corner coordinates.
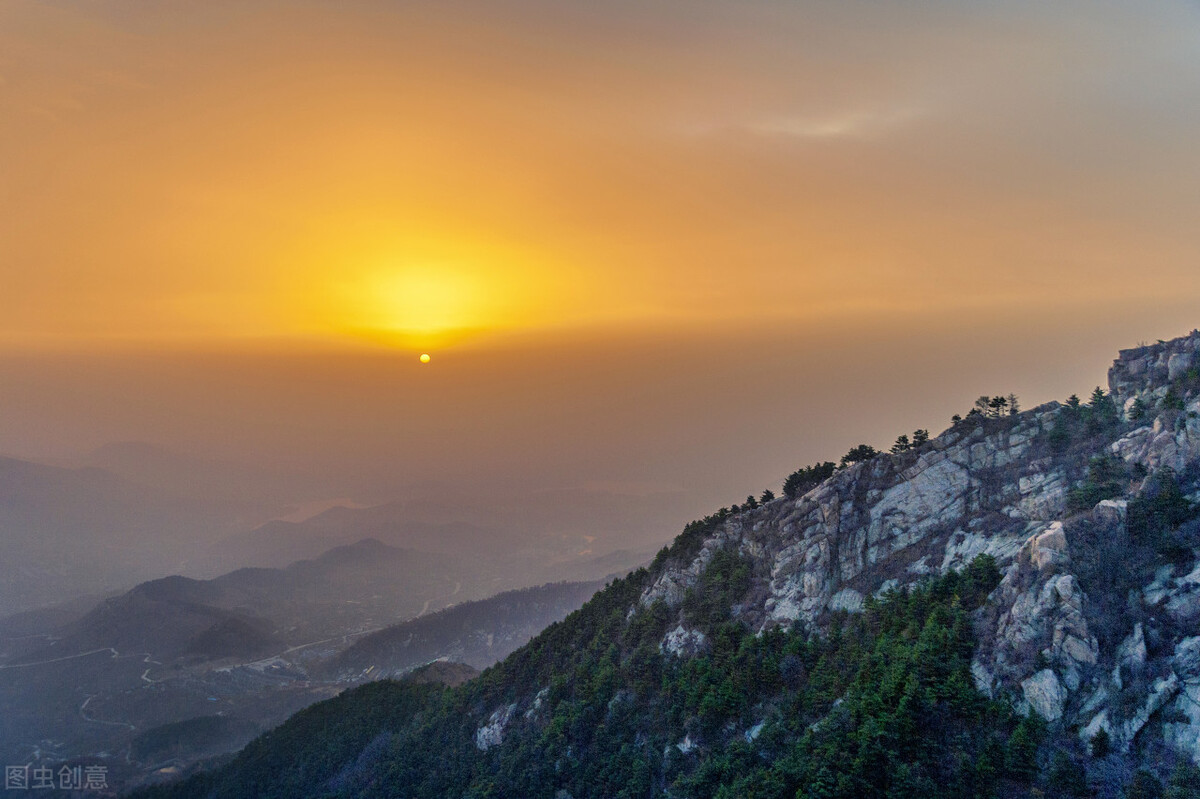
top-left (0, 647), bottom-right (117, 669)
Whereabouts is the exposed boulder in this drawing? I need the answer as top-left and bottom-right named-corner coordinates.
top-left (661, 624), bottom-right (707, 657)
top-left (1111, 413), bottom-right (1200, 474)
top-left (1169, 352), bottom-right (1195, 382)
top-left (1021, 669), bottom-right (1067, 721)
top-left (475, 704), bottom-right (518, 751)
top-left (1112, 624), bottom-right (1147, 690)
top-left (1031, 523), bottom-right (1068, 571)
top-left (1121, 673), bottom-right (1179, 750)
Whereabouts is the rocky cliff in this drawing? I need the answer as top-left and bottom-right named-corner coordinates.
top-left (641, 329), bottom-right (1200, 763)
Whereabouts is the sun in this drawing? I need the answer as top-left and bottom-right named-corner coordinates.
top-left (374, 270), bottom-right (478, 336)
top-left (419, 353), bottom-right (431, 364)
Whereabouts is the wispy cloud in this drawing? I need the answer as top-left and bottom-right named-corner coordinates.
top-left (675, 104), bottom-right (924, 140)
top-left (745, 105), bottom-right (925, 139)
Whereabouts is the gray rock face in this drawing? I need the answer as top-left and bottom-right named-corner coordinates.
top-left (1170, 353), bottom-right (1195, 382)
top-left (1113, 624), bottom-right (1147, 690)
top-left (644, 407), bottom-right (1065, 633)
top-left (1111, 409), bottom-right (1200, 474)
top-left (981, 528), bottom-right (1098, 697)
top-left (475, 703), bottom-right (518, 751)
top-left (1108, 330), bottom-right (1200, 408)
top-left (829, 588), bottom-right (864, 612)
top-left (638, 329), bottom-right (1200, 765)
top-left (661, 624), bottom-right (708, 657)
top-left (1022, 669), bottom-right (1068, 721)
top-left (1166, 638), bottom-right (1200, 762)
top-left (1121, 674), bottom-right (1180, 751)
top-left (1175, 636), bottom-right (1200, 680)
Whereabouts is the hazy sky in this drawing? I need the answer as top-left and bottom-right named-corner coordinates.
top-left (3, 1), bottom-right (1200, 533)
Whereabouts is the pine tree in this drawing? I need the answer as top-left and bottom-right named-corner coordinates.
top-left (1004, 717), bottom-right (1040, 781)
top-left (1048, 749), bottom-right (1088, 797)
top-left (1127, 769), bottom-right (1164, 799)
top-left (840, 444), bottom-right (878, 468)
top-left (783, 462), bottom-right (836, 499)
top-left (1090, 727), bottom-right (1110, 758)
top-left (1166, 761), bottom-right (1200, 799)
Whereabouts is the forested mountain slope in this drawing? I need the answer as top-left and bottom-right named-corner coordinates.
top-left (135, 330), bottom-right (1200, 799)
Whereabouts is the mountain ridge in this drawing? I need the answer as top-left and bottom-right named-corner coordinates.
top-left (8, 537), bottom-right (474, 666)
top-left (134, 329), bottom-right (1200, 799)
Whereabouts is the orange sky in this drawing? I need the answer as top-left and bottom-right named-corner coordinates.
top-left (4, 0), bottom-right (1200, 354)
top-left (3, 0), bottom-right (1200, 540)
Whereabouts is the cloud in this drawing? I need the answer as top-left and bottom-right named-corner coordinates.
top-left (745, 105), bottom-right (925, 139)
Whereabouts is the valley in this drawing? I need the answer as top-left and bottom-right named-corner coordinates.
top-left (0, 538), bottom-right (625, 791)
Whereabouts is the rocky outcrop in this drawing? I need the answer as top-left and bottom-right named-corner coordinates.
top-left (1113, 624), bottom-right (1147, 690)
top-left (1166, 637), bottom-right (1200, 761)
top-left (1111, 406), bottom-right (1200, 474)
top-left (661, 624), bottom-right (707, 657)
top-left (1121, 674), bottom-right (1180, 750)
top-left (974, 522), bottom-right (1098, 703)
top-left (1108, 330), bottom-right (1200, 409)
top-left (475, 703), bottom-right (518, 751)
top-left (643, 405), bottom-right (1066, 635)
top-left (1022, 669), bottom-right (1068, 721)
top-left (641, 328), bottom-right (1200, 764)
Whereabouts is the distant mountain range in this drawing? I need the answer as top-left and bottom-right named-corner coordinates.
top-left (11, 538), bottom-right (474, 666)
top-left (196, 500), bottom-right (658, 591)
top-left (0, 537), bottom-right (614, 789)
top-left (0, 442), bottom-right (664, 616)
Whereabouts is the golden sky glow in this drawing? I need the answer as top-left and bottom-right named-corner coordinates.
top-left (5, 0), bottom-right (1200, 353)
top-left (8, 0), bottom-right (1200, 618)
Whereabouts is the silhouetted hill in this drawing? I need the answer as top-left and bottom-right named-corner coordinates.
top-left (319, 580), bottom-right (604, 678)
top-left (401, 661), bottom-right (479, 688)
top-left (208, 507), bottom-right (524, 572)
top-left (12, 538), bottom-right (477, 665)
top-left (200, 497), bottom-right (662, 586)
